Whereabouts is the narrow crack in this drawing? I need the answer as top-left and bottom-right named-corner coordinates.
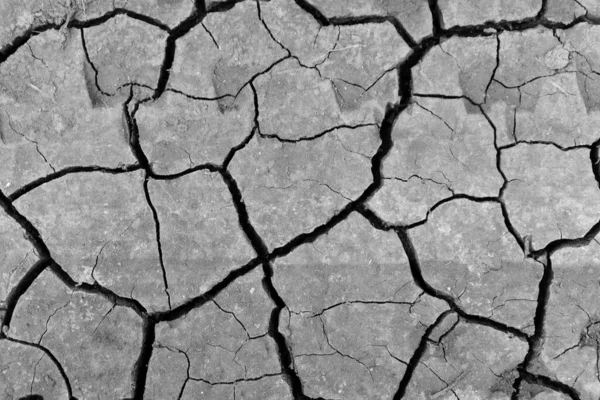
top-left (142, 175), bottom-right (172, 310)
top-left (4, 111), bottom-right (55, 173)
top-left (484, 34), bottom-right (501, 103)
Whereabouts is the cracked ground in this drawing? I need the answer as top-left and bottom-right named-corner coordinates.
top-left (4, 1), bottom-right (600, 400)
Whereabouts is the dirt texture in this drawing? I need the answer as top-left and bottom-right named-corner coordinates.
top-left (1, 0), bottom-right (600, 399)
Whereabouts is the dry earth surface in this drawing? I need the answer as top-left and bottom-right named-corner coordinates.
top-left (1, 0), bottom-right (600, 399)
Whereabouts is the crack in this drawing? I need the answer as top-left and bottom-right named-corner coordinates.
top-left (297, 179), bottom-right (351, 201)
top-left (206, 0), bottom-right (246, 13)
top-left (29, 353), bottom-right (44, 397)
top-left (1, 260), bottom-right (51, 333)
top-left (80, 27), bottom-right (114, 99)
top-left (26, 43), bottom-right (48, 68)
top-left (428, 0), bottom-right (444, 36)
top-left (9, 163), bottom-right (142, 202)
top-left (384, 175), bottom-right (455, 196)
top-left (122, 86), bottom-right (153, 174)
top-left (151, 1), bottom-right (210, 100)
top-left (212, 300), bottom-right (252, 340)
top-left (48, 260), bottom-right (148, 318)
top-left (37, 296), bottom-right (72, 345)
top-left (309, 28), bottom-right (341, 67)
top-left (500, 140), bottom-right (591, 152)
top-left (527, 216), bottom-right (600, 259)
top-left (219, 165), bottom-right (311, 397)
top-left (512, 254), bottom-right (557, 398)
top-left (404, 194), bottom-right (500, 230)
top-left (371, 344), bottom-right (408, 366)
top-left (200, 22), bottom-right (219, 49)
top-left (484, 34), bottom-right (501, 104)
top-left (142, 175), bottom-right (172, 309)
top-left (393, 310), bottom-right (454, 399)
top-left (221, 82), bottom-right (260, 170)
top-left (591, 137), bottom-right (600, 188)
top-left (4, 111), bottom-right (55, 173)
top-left (188, 372), bottom-right (284, 386)
top-left (124, 318), bottom-right (156, 400)
top-left (318, 315), bottom-right (375, 382)
top-left (260, 123), bottom-right (377, 143)
top-left (3, 2), bottom-right (600, 398)
top-left (304, 297), bottom-right (422, 318)
top-left (395, 228), bottom-right (528, 341)
top-left (150, 256), bottom-right (262, 323)
top-left (0, 7), bottom-right (172, 65)
top-left (519, 370), bottom-right (581, 400)
top-left (4, 335), bottom-right (75, 399)
top-left (292, 0), bottom-right (416, 49)
top-left (414, 101), bottom-right (458, 141)
top-left (256, 0), bottom-right (291, 56)
top-left (91, 304), bottom-right (115, 338)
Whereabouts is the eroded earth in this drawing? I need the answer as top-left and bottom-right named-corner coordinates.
top-left (1, 0), bottom-right (600, 399)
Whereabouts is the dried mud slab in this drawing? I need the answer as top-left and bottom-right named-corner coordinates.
top-left (2, 1), bottom-right (600, 400)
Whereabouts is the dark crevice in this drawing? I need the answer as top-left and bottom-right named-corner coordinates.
top-left (260, 123), bottom-right (377, 143)
top-left (4, 112), bottom-right (56, 173)
top-left (0, 8), bottom-right (172, 64)
top-left (48, 260), bottom-right (148, 318)
top-left (292, 0), bottom-right (416, 48)
top-left (591, 138), bottom-right (600, 188)
top-left (256, 0), bottom-right (292, 55)
top-left (396, 229), bottom-right (528, 341)
top-left (1, 259), bottom-right (51, 332)
top-left (122, 87), bottom-right (153, 173)
top-left (148, 163), bottom-right (222, 181)
top-left (212, 300), bottom-right (253, 339)
top-left (500, 140), bottom-right (591, 152)
top-left (152, 2), bottom-right (208, 100)
top-left (521, 371), bottom-right (581, 400)
top-left (2, 1), bottom-right (600, 398)
top-left (305, 297), bottom-right (422, 318)
top-left (512, 255), bottom-right (562, 398)
top-left (207, 0), bottom-right (247, 13)
top-left (67, 8), bottom-right (173, 31)
top-left (152, 37), bottom-right (177, 100)
top-left (80, 28), bottom-right (113, 98)
top-left (529, 216), bottom-right (600, 259)
top-left (0, 22), bottom-right (58, 64)
top-left (9, 164), bottom-right (142, 202)
top-left (221, 81), bottom-right (260, 170)
top-left (536, 0), bottom-right (549, 20)
top-left (484, 34), bottom-right (501, 104)
top-left (428, 0), bottom-right (444, 36)
top-left (5, 335), bottom-right (76, 400)
top-left (0, 189), bottom-right (50, 259)
top-left (188, 372), bottom-right (284, 385)
top-left (218, 167), bottom-right (311, 398)
top-left (393, 310), bottom-right (454, 399)
top-left (125, 318), bottom-right (156, 400)
top-left (150, 257), bottom-right (262, 322)
top-left (292, 0), bottom-right (329, 26)
top-left (403, 194), bottom-right (500, 230)
top-left (142, 176), bottom-right (172, 310)
top-left (37, 296), bottom-right (71, 345)
top-left (201, 22), bottom-right (220, 49)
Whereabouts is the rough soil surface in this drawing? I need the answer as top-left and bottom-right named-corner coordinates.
top-left (1, 0), bottom-right (600, 399)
